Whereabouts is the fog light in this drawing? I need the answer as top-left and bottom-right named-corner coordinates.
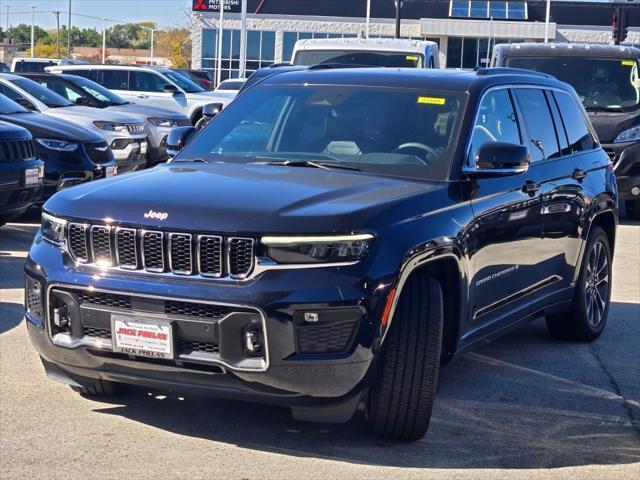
top-left (53, 306), bottom-right (70, 329)
top-left (631, 186), bottom-right (640, 197)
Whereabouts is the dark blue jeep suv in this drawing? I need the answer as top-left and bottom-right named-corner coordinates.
top-left (25, 68), bottom-right (617, 440)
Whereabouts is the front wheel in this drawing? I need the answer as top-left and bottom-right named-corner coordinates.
top-left (366, 274), bottom-right (443, 441)
top-left (625, 200), bottom-right (640, 221)
top-left (195, 116), bottom-right (209, 130)
top-left (545, 226), bottom-right (612, 342)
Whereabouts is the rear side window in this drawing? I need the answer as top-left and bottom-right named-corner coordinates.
top-left (130, 71), bottom-right (170, 93)
top-left (100, 70), bottom-right (129, 90)
top-left (553, 91), bottom-right (598, 153)
top-left (66, 69), bottom-right (93, 80)
top-left (513, 89), bottom-right (561, 162)
top-left (469, 89), bottom-right (522, 164)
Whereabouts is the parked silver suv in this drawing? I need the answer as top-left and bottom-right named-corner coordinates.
top-left (0, 73), bottom-right (147, 173)
top-left (46, 64), bottom-right (234, 126)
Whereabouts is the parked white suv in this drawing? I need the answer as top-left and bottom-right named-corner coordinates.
top-left (0, 73), bottom-right (148, 173)
top-left (46, 65), bottom-right (234, 125)
top-left (11, 57), bottom-right (87, 73)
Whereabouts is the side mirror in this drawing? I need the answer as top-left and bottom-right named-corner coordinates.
top-left (163, 84), bottom-right (179, 95)
top-left (465, 142), bottom-right (530, 177)
top-left (202, 102), bottom-right (223, 118)
top-left (75, 97), bottom-right (93, 107)
top-left (166, 126), bottom-right (197, 158)
top-left (15, 98), bottom-right (36, 110)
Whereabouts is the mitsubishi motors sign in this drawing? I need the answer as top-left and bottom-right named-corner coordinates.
top-left (192, 0), bottom-right (241, 13)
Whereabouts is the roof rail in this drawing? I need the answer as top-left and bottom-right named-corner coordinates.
top-left (267, 62), bottom-right (293, 69)
top-left (474, 67), bottom-right (553, 78)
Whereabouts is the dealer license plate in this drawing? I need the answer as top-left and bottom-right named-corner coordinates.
top-left (111, 315), bottom-right (173, 359)
top-left (24, 168), bottom-right (40, 186)
top-left (140, 142), bottom-right (148, 155)
top-left (105, 165), bottom-right (117, 177)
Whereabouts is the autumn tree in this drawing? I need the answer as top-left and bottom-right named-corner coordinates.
top-left (156, 27), bottom-right (192, 68)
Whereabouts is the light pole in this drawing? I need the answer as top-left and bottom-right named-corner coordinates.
top-left (30, 4), bottom-right (35, 58)
top-left (67, 0), bottom-right (71, 58)
top-left (6, 4), bottom-right (10, 31)
top-left (394, 0), bottom-right (403, 39)
top-left (544, 0), bottom-right (551, 43)
top-left (150, 27), bottom-right (154, 66)
top-left (365, 0), bottom-right (371, 39)
top-left (216, 0), bottom-right (224, 87)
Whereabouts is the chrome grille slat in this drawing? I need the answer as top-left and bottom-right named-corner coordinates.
top-left (198, 235), bottom-right (223, 278)
top-left (228, 238), bottom-right (255, 279)
top-left (66, 224), bottom-right (255, 280)
top-left (90, 225), bottom-right (112, 265)
top-left (68, 223), bottom-right (89, 263)
top-left (169, 233), bottom-right (193, 275)
top-left (142, 230), bottom-right (165, 272)
top-left (115, 228), bottom-right (138, 269)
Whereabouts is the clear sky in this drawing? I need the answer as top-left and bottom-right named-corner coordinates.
top-left (0, 0), bottom-right (191, 30)
top-left (0, 0), bottom-right (613, 31)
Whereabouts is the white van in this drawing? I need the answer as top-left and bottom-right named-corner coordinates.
top-left (11, 57), bottom-right (87, 73)
top-left (291, 38), bottom-right (440, 69)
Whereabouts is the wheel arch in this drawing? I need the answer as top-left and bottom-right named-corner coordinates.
top-left (380, 245), bottom-right (467, 364)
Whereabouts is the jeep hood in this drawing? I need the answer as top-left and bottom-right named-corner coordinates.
top-left (106, 103), bottom-right (188, 121)
top-left (0, 111), bottom-right (103, 142)
top-left (588, 109), bottom-right (640, 143)
top-left (186, 91), bottom-right (234, 107)
top-left (44, 162), bottom-right (445, 233)
top-left (43, 105), bottom-right (142, 126)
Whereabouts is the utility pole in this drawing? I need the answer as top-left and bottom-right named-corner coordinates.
top-left (53, 11), bottom-right (61, 58)
top-left (544, 0), bottom-right (551, 43)
top-left (6, 4), bottom-right (10, 31)
top-left (394, 0), bottom-right (403, 39)
top-left (30, 5), bottom-right (35, 57)
top-left (102, 17), bottom-right (106, 64)
top-left (216, 0), bottom-right (224, 87)
top-left (67, 0), bottom-right (71, 58)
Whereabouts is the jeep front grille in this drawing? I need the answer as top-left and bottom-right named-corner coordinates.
top-left (0, 138), bottom-right (37, 162)
top-left (67, 223), bottom-right (255, 279)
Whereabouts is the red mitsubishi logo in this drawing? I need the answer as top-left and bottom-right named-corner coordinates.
top-left (193, 0), bottom-right (208, 10)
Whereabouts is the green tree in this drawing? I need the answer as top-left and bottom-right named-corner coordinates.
top-left (5, 24), bottom-right (47, 45)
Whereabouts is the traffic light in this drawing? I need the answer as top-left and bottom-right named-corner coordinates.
top-left (613, 7), bottom-right (630, 45)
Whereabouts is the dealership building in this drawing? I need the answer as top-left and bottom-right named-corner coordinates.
top-left (191, 0), bottom-right (640, 80)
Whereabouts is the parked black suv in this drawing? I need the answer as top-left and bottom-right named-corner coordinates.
top-left (25, 68), bottom-right (617, 440)
top-left (0, 121), bottom-right (43, 225)
top-left (492, 43), bottom-right (640, 219)
top-left (0, 94), bottom-right (116, 201)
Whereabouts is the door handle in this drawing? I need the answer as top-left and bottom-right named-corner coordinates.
top-left (136, 95), bottom-right (149, 99)
top-left (522, 180), bottom-right (541, 195)
top-left (572, 169), bottom-right (587, 181)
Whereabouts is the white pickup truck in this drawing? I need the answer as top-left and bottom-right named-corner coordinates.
top-left (291, 38), bottom-right (440, 69)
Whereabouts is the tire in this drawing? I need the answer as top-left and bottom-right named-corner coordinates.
top-left (70, 380), bottom-right (125, 397)
top-left (545, 226), bottom-right (612, 342)
top-left (625, 200), bottom-right (640, 221)
top-left (366, 274), bottom-right (443, 441)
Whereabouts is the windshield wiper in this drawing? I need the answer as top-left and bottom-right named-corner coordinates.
top-left (252, 159), bottom-right (361, 172)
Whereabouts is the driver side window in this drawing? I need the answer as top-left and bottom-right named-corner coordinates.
top-left (468, 89), bottom-right (522, 166)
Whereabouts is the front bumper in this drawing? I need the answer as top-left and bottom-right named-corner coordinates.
top-left (0, 159), bottom-right (43, 217)
top-left (110, 136), bottom-right (148, 173)
top-left (24, 236), bottom-right (392, 406)
top-left (604, 141), bottom-right (640, 200)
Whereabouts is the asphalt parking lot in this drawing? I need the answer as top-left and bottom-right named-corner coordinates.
top-left (1, 218), bottom-right (638, 480)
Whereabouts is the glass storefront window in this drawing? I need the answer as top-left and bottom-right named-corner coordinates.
top-left (451, 0), bottom-right (469, 17)
top-left (489, 1), bottom-right (507, 19)
top-left (508, 2), bottom-right (526, 19)
top-left (470, 1), bottom-right (488, 18)
top-left (450, 1), bottom-right (527, 19)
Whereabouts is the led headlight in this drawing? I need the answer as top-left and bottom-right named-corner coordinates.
top-left (147, 117), bottom-right (181, 127)
top-left (35, 138), bottom-right (79, 152)
top-left (41, 212), bottom-right (67, 245)
top-left (93, 121), bottom-right (128, 132)
top-left (614, 125), bottom-right (640, 144)
top-left (261, 234), bottom-right (374, 264)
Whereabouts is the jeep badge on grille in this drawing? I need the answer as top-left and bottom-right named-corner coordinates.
top-left (144, 210), bottom-right (169, 221)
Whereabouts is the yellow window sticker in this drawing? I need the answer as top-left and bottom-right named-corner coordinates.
top-left (406, 55), bottom-right (418, 61)
top-left (622, 60), bottom-right (635, 66)
top-left (418, 96), bottom-right (446, 105)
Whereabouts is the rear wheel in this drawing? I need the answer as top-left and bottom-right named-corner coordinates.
top-left (625, 200), bottom-right (640, 221)
top-left (366, 274), bottom-right (443, 441)
top-left (70, 380), bottom-right (125, 397)
top-left (545, 226), bottom-right (612, 341)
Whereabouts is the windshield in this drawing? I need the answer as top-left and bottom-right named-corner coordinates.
top-left (70, 75), bottom-right (127, 105)
top-left (217, 80), bottom-right (245, 90)
top-left (0, 93), bottom-right (28, 114)
top-left (179, 84), bottom-right (463, 181)
top-left (163, 70), bottom-right (205, 93)
top-left (506, 56), bottom-right (640, 111)
top-left (293, 50), bottom-right (423, 67)
top-left (9, 78), bottom-right (73, 108)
